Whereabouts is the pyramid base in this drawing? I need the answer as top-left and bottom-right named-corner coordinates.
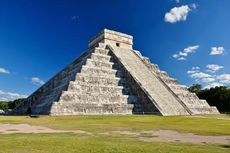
top-left (50, 103), bottom-right (134, 116)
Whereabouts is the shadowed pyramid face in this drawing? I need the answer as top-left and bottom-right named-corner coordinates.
top-left (88, 29), bottom-right (133, 49)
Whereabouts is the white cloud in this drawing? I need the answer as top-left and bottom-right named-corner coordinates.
top-left (178, 57), bottom-right (186, 60)
top-left (187, 66), bottom-right (229, 89)
top-left (187, 70), bottom-right (197, 74)
top-left (184, 45), bottom-right (199, 53)
top-left (192, 66), bottom-right (200, 70)
top-left (187, 67), bottom-right (200, 74)
top-left (204, 82), bottom-right (224, 89)
top-left (71, 15), bottom-right (79, 23)
top-left (0, 90), bottom-right (27, 101)
top-left (216, 74), bottom-right (230, 83)
top-left (179, 51), bottom-right (188, 56)
top-left (210, 47), bottom-right (225, 55)
top-left (190, 72), bottom-right (212, 79)
top-left (190, 3), bottom-right (197, 9)
top-left (188, 67), bottom-right (215, 82)
top-left (0, 67), bottom-right (10, 74)
top-left (174, 0), bottom-right (180, 3)
top-left (31, 77), bottom-right (45, 85)
top-left (173, 45), bottom-right (199, 60)
top-left (165, 5), bottom-right (194, 23)
top-left (201, 77), bottom-right (215, 83)
top-left (206, 64), bottom-right (224, 73)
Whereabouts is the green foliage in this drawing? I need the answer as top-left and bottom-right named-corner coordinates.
top-left (189, 84), bottom-right (230, 113)
top-left (0, 98), bottom-right (26, 110)
top-left (197, 86), bottom-right (230, 113)
top-left (0, 102), bottom-right (9, 110)
top-left (188, 84), bottom-right (202, 93)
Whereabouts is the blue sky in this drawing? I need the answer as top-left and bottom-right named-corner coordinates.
top-left (0, 0), bottom-right (229, 100)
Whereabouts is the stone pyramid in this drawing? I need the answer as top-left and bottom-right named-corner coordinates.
top-left (12, 29), bottom-right (219, 116)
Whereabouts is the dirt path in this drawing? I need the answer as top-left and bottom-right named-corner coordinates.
top-left (0, 124), bottom-right (229, 144)
top-left (0, 124), bottom-right (91, 135)
top-left (188, 115), bottom-right (230, 121)
top-left (104, 130), bottom-right (230, 144)
top-left (138, 130), bottom-right (230, 144)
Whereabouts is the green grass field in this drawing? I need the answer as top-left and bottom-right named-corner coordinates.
top-left (0, 114), bottom-right (229, 153)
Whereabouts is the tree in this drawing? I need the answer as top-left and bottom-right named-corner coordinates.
top-left (0, 101), bottom-right (9, 110)
top-left (197, 86), bottom-right (230, 113)
top-left (188, 84), bottom-right (230, 113)
top-left (0, 98), bottom-right (26, 111)
top-left (188, 84), bottom-right (202, 93)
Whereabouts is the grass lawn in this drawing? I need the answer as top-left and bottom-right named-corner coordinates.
top-left (0, 114), bottom-right (229, 153)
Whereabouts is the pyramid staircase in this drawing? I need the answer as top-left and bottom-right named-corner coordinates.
top-left (133, 50), bottom-right (219, 114)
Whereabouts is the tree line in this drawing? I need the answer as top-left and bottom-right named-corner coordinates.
top-left (189, 84), bottom-right (230, 113)
top-left (0, 99), bottom-right (26, 111)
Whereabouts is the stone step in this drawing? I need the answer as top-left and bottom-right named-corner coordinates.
top-left (43, 82), bottom-right (69, 96)
top-left (181, 99), bottom-right (204, 106)
top-left (150, 64), bottom-right (160, 72)
top-left (46, 72), bottom-right (76, 88)
top-left (127, 95), bottom-right (140, 104)
top-left (177, 98), bottom-right (199, 105)
top-left (161, 77), bottom-right (178, 84)
top-left (34, 98), bottom-right (54, 108)
top-left (68, 63), bottom-right (85, 75)
top-left (94, 48), bottom-right (110, 55)
top-left (31, 87), bottom-right (62, 107)
top-left (210, 107), bottom-right (220, 114)
top-left (187, 103), bottom-right (212, 108)
top-left (80, 65), bottom-right (117, 76)
top-left (156, 71), bottom-right (168, 78)
top-left (86, 58), bottom-right (113, 69)
top-left (177, 96), bottom-right (211, 108)
top-left (37, 87), bottom-right (62, 100)
top-left (177, 92), bottom-right (199, 100)
top-left (176, 91), bottom-right (199, 99)
top-left (41, 92), bottom-right (62, 102)
top-left (133, 50), bottom-right (143, 58)
top-left (76, 74), bottom-right (121, 86)
top-left (51, 103), bottom-right (133, 115)
top-left (142, 57), bottom-right (150, 65)
top-left (174, 90), bottom-right (192, 95)
top-left (168, 84), bottom-right (188, 91)
top-left (199, 100), bottom-right (210, 107)
top-left (90, 53), bottom-right (111, 62)
top-left (61, 89), bottom-right (126, 98)
top-left (68, 82), bottom-right (124, 95)
top-left (97, 43), bottom-right (106, 49)
top-left (59, 93), bottom-right (130, 104)
top-left (189, 107), bottom-right (219, 114)
top-left (179, 97), bottom-right (199, 106)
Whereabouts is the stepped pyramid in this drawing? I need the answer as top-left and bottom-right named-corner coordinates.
top-left (12, 29), bottom-right (219, 116)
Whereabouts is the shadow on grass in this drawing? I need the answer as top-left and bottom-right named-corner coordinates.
top-left (220, 145), bottom-right (230, 149)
